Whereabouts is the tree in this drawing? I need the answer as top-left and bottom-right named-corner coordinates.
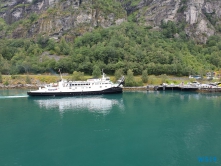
top-left (125, 69), bottom-right (135, 87)
top-left (92, 65), bottom-right (101, 78)
top-left (59, 37), bottom-right (70, 55)
top-left (37, 35), bottom-right (49, 49)
top-left (142, 70), bottom-right (148, 83)
top-left (114, 68), bottom-right (124, 81)
top-left (72, 71), bottom-right (84, 81)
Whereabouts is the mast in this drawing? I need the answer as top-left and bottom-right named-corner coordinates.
top-left (58, 68), bottom-right (63, 80)
top-left (102, 69), bottom-right (105, 79)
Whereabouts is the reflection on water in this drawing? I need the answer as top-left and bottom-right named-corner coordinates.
top-left (34, 95), bottom-right (124, 115)
top-left (0, 89), bottom-right (28, 99)
top-left (181, 92), bottom-right (221, 101)
top-left (1, 91), bottom-right (221, 166)
top-left (152, 91), bottom-right (221, 100)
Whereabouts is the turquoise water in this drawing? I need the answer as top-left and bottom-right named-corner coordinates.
top-left (0, 90), bottom-right (220, 166)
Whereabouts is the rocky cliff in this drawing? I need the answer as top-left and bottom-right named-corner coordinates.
top-left (0, 0), bottom-right (127, 40)
top-left (0, 0), bottom-right (221, 43)
top-left (121, 0), bottom-right (221, 43)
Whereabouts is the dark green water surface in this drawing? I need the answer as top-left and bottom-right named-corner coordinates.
top-left (0, 90), bottom-right (220, 166)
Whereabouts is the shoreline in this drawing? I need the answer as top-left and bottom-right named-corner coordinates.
top-left (1, 84), bottom-right (221, 93)
top-left (0, 84), bottom-right (152, 91)
top-left (0, 83), bottom-right (41, 89)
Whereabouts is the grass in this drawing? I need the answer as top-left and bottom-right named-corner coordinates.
top-left (1, 74), bottom-right (220, 86)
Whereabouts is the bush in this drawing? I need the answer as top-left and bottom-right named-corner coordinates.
top-left (148, 76), bottom-right (153, 84)
top-left (11, 75), bottom-right (16, 79)
top-left (173, 80), bottom-right (177, 84)
top-left (160, 74), bottom-right (167, 83)
top-left (125, 69), bottom-right (136, 87)
top-left (0, 73), bottom-right (2, 83)
top-left (25, 75), bottom-right (31, 84)
top-left (142, 70), bottom-right (148, 83)
top-left (72, 71), bottom-right (84, 81)
top-left (114, 68), bottom-right (124, 81)
top-left (4, 80), bottom-right (9, 86)
top-left (135, 80), bottom-right (143, 86)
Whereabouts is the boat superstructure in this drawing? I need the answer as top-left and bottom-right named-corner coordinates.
top-left (27, 72), bottom-right (124, 96)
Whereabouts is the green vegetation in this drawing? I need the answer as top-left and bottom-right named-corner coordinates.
top-left (25, 75), bottom-right (31, 84)
top-left (142, 70), bottom-right (148, 83)
top-left (125, 69), bottom-right (142, 87)
top-left (125, 69), bottom-right (135, 87)
top-left (0, 19), bottom-right (221, 81)
top-left (92, 65), bottom-right (101, 78)
top-left (72, 71), bottom-right (85, 81)
top-left (4, 79), bottom-right (9, 86)
top-left (204, 12), bottom-right (218, 27)
top-left (0, 72), bottom-right (2, 83)
top-left (114, 68), bottom-right (124, 81)
top-left (1, 0), bottom-right (221, 87)
top-left (92, 0), bottom-right (125, 17)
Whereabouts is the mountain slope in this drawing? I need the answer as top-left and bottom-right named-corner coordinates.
top-left (0, 0), bottom-right (221, 43)
top-left (0, 0), bottom-right (127, 40)
top-left (0, 0), bottom-right (221, 78)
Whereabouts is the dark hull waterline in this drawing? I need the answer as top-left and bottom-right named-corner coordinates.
top-left (27, 87), bottom-right (122, 96)
top-left (154, 86), bottom-right (198, 91)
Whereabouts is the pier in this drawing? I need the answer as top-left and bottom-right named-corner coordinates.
top-left (153, 84), bottom-right (221, 92)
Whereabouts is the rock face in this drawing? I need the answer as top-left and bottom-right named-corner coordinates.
top-left (124, 0), bottom-right (221, 43)
top-left (0, 0), bottom-right (127, 39)
top-left (0, 0), bottom-right (221, 43)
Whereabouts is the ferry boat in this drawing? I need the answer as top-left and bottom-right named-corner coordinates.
top-left (27, 71), bottom-right (124, 96)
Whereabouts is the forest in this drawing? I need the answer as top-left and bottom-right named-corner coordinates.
top-left (0, 21), bottom-right (221, 78)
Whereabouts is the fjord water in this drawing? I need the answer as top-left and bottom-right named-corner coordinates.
top-left (0, 90), bottom-right (220, 166)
